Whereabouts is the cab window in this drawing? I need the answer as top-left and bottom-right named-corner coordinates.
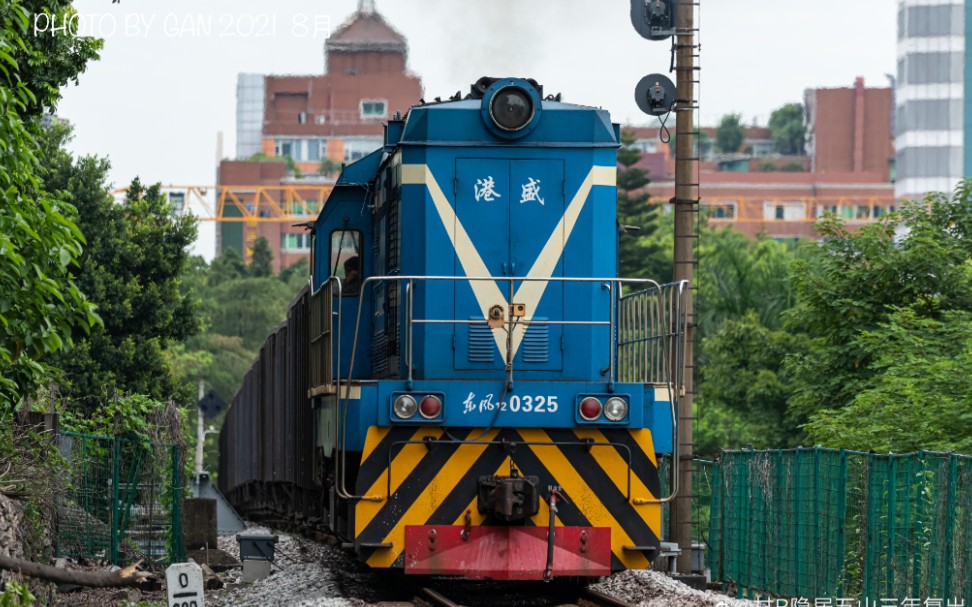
top-left (330, 230), bottom-right (363, 296)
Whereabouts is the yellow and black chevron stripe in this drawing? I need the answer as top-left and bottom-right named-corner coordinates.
top-left (353, 426), bottom-right (662, 571)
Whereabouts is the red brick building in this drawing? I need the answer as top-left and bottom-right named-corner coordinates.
top-left (220, 0), bottom-right (423, 271)
top-left (633, 77), bottom-right (896, 240)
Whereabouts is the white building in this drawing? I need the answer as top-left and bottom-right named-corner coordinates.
top-left (895, 0), bottom-right (968, 199)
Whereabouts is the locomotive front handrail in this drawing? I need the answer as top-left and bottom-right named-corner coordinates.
top-left (619, 279), bottom-right (687, 503)
top-left (308, 276), bottom-right (343, 395)
top-left (411, 319), bottom-right (612, 325)
top-left (311, 276), bottom-right (364, 500)
top-left (335, 275), bottom-right (688, 503)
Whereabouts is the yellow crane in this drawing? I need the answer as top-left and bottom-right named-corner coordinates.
top-left (112, 184), bottom-right (335, 222)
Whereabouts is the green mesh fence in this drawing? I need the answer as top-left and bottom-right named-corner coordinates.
top-left (55, 432), bottom-right (184, 566)
top-left (706, 449), bottom-right (972, 602)
top-left (658, 456), bottom-right (717, 546)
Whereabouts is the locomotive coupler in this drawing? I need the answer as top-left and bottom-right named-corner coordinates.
top-left (477, 474), bottom-right (540, 522)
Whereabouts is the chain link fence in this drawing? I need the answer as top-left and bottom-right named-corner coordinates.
top-left (55, 432), bottom-right (184, 566)
top-left (700, 449), bottom-right (971, 602)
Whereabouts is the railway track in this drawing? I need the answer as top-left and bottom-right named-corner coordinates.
top-left (241, 515), bottom-right (653, 607)
top-left (384, 585), bottom-right (639, 607)
top-left (578, 588), bottom-right (641, 607)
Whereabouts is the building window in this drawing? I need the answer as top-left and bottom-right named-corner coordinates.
top-left (298, 111), bottom-right (307, 124)
top-left (764, 202), bottom-right (805, 221)
top-left (905, 5), bottom-right (963, 38)
top-left (276, 140), bottom-right (293, 158)
top-left (816, 205), bottom-right (838, 218)
top-left (275, 139), bottom-right (319, 162)
top-left (873, 205), bottom-right (896, 219)
top-left (360, 100), bottom-right (387, 119)
top-left (283, 233), bottom-right (311, 251)
top-left (343, 137), bottom-right (383, 163)
top-left (330, 230), bottom-right (363, 296)
top-left (904, 51), bottom-right (959, 85)
top-left (703, 201), bottom-right (736, 220)
top-left (750, 140), bottom-right (774, 157)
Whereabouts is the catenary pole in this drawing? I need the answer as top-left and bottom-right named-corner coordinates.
top-left (670, 0), bottom-right (697, 574)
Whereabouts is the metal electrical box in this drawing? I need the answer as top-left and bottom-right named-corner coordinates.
top-left (236, 533), bottom-right (278, 561)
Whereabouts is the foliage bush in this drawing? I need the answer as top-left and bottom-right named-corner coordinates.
top-left (0, 0), bottom-right (102, 413)
top-left (0, 582), bottom-right (35, 607)
top-left (788, 183), bottom-right (972, 451)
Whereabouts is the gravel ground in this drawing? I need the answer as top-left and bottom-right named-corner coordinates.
top-left (54, 527), bottom-right (746, 607)
top-left (207, 527), bottom-right (746, 607)
top-left (592, 570), bottom-right (748, 607)
top-left (205, 526), bottom-right (393, 607)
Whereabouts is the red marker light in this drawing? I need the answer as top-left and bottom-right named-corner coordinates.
top-left (419, 395), bottom-right (442, 419)
top-left (579, 397), bottom-right (602, 421)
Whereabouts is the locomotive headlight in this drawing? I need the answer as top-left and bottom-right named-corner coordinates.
top-left (489, 86), bottom-right (534, 132)
top-left (604, 397), bottom-right (628, 422)
top-left (579, 397), bottom-right (603, 421)
top-left (393, 394), bottom-right (418, 419)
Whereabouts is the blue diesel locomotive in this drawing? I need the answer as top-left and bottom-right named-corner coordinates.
top-left (219, 77), bottom-right (687, 581)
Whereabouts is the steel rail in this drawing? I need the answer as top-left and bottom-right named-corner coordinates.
top-left (580, 588), bottom-right (638, 607)
top-left (417, 586), bottom-right (465, 607)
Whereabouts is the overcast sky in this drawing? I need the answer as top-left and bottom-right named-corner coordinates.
top-left (56, 0), bottom-right (896, 257)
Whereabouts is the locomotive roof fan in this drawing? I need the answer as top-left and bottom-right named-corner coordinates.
top-left (478, 77), bottom-right (544, 139)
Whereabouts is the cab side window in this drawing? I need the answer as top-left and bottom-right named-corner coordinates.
top-left (330, 230), bottom-right (363, 296)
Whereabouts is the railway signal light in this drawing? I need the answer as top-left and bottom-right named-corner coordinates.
top-left (634, 73), bottom-right (676, 117)
top-left (630, 0), bottom-right (677, 41)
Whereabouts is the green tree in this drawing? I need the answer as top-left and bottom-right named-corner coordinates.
top-left (698, 228), bottom-right (798, 339)
top-left (715, 113), bottom-right (744, 154)
top-left (170, 248), bottom-right (300, 405)
top-left (802, 307), bottom-right (972, 453)
top-left (694, 227), bottom-right (806, 452)
top-left (208, 248), bottom-right (249, 287)
top-left (320, 158), bottom-right (343, 177)
top-left (617, 129), bottom-right (671, 283)
top-left (698, 312), bottom-right (811, 454)
top-left (168, 334), bottom-right (254, 407)
top-left (249, 236), bottom-right (274, 277)
top-left (38, 126), bottom-right (201, 406)
top-left (769, 103), bottom-right (805, 155)
top-left (208, 277), bottom-right (293, 351)
top-left (0, 0), bottom-right (102, 411)
top-left (280, 257), bottom-right (311, 291)
top-left (786, 184), bottom-right (972, 424)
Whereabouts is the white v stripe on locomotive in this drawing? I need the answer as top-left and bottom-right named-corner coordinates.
top-left (510, 165), bottom-right (615, 356)
top-left (401, 164), bottom-right (508, 353)
top-left (402, 164), bottom-right (616, 359)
